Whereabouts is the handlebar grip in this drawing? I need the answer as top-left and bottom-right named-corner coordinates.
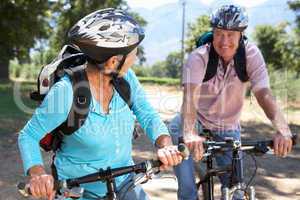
top-left (265, 134), bottom-right (297, 148)
top-left (17, 181), bottom-right (61, 197)
top-left (292, 134), bottom-right (298, 146)
top-left (17, 182), bottom-right (31, 196)
top-left (150, 160), bottom-right (163, 168)
top-left (178, 136), bottom-right (184, 144)
top-left (178, 143), bottom-right (190, 159)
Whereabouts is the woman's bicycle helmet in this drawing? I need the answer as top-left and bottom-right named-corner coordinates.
top-left (68, 8), bottom-right (145, 66)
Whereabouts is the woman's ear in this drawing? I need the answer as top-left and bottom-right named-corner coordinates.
top-left (105, 56), bottom-right (119, 70)
top-left (106, 56), bottom-right (118, 69)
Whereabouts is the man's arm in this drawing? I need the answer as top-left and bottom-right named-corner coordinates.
top-left (182, 83), bottom-right (199, 135)
top-left (254, 88), bottom-right (293, 157)
top-left (181, 83), bottom-right (205, 161)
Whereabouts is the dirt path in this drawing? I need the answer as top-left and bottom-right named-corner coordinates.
top-left (0, 85), bottom-right (299, 200)
top-left (133, 122), bottom-right (300, 200)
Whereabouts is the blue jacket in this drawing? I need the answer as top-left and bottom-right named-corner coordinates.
top-left (18, 69), bottom-right (169, 197)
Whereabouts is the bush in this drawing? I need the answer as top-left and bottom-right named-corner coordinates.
top-left (9, 60), bottom-right (40, 81)
top-left (132, 65), bottom-right (151, 77)
top-left (138, 76), bottom-right (180, 86)
top-left (269, 69), bottom-right (300, 101)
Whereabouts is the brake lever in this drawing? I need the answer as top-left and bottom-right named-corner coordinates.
top-left (59, 186), bottom-right (84, 199)
top-left (253, 143), bottom-right (269, 155)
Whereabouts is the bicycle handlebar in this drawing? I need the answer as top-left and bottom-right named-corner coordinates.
top-left (65, 159), bottom-right (162, 188)
top-left (18, 143), bottom-right (189, 197)
top-left (17, 159), bottom-right (162, 197)
top-left (203, 134), bottom-right (297, 154)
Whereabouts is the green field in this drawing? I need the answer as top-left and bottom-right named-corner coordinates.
top-left (0, 82), bottom-right (36, 134)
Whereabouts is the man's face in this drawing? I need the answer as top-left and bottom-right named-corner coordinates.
top-left (212, 28), bottom-right (241, 63)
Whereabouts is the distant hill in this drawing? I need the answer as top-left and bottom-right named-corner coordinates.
top-left (132, 0), bottom-right (296, 65)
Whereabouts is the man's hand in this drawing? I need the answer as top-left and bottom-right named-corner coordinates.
top-left (273, 133), bottom-right (293, 157)
top-left (184, 134), bottom-right (205, 161)
top-left (254, 88), bottom-right (294, 157)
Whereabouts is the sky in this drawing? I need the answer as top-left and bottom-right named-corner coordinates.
top-left (126, 0), bottom-right (269, 9)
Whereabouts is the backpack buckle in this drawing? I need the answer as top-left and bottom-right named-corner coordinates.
top-left (77, 96), bottom-right (87, 105)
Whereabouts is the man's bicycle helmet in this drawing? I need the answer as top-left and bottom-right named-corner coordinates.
top-left (211, 5), bottom-right (248, 31)
top-left (68, 8), bottom-right (145, 65)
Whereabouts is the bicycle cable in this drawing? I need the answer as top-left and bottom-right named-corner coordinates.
top-left (245, 153), bottom-right (258, 190)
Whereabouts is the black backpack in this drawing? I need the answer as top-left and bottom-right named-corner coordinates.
top-left (31, 45), bottom-right (132, 152)
top-left (195, 31), bottom-right (249, 82)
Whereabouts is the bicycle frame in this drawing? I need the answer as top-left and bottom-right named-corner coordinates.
top-left (198, 134), bottom-right (297, 200)
top-left (199, 140), bottom-right (263, 200)
top-left (199, 140), bottom-right (246, 200)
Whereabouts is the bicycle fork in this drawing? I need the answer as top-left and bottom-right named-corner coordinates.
top-left (223, 144), bottom-right (256, 200)
top-left (222, 186), bottom-right (256, 200)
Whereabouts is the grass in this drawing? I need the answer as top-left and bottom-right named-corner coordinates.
top-left (0, 81), bottom-right (37, 134)
top-left (138, 76), bottom-right (180, 86)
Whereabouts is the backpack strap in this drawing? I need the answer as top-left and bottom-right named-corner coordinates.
top-left (203, 45), bottom-right (219, 82)
top-left (196, 31), bottom-right (213, 48)
top-left (54, 65), bottom-right (91, 138)
top-left (111, 73), bottom-right (133, 109)
top-left (234, 38), bottom-right (249, 82)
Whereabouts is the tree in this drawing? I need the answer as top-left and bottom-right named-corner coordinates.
top-left (131, 65), bottom-right (150, 77)
top-left (288, 0), bottom-right (300, 30)
top-left (165, 51), bottom-right (182, 78)
top-left (149, 61), bottom-right (167, 78)
top-left (0, 0), bottom-right (50, 80)
top-left (48, 0), bottom-right (147, 64)
top-left (185, 15), bottom-right (211, 53)
top-left (253, 23), bottom-right (290, 70)
top-left (288, 0), bottom-right (300, 75)
top-left (147, 51), bottom-right (183, 78)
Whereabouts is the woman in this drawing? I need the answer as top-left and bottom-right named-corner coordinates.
top-left (18, 8), bottom-right (182, 200)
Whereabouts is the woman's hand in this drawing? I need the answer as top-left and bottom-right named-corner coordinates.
top-left (157, 145), bottom-right (183, 170)
top-left (155, 135), bottom-right (183, 170)
top-left (28, 165), bottom-right (56, 200)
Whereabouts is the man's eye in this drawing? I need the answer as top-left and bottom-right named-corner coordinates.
top-left (215, 32), bottom-right (221, 37)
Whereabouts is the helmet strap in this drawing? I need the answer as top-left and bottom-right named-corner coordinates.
top-left (116, 54), bottom-right (127, 73)
top-left (106, 54), bottom-right (127, 77)
top-left (92, 54), bottom-right (127, 76)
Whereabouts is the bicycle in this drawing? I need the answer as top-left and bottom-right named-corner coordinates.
top-left (194, 133), bottom-right (297, 200)
top-left (17, 143), bottom-right (189, 200)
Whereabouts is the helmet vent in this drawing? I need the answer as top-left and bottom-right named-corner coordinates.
top-left (99, 24), bottom-right (110, 31)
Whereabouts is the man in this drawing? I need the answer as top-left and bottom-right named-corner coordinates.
top-left (168, 4), bottom-right (293, 200)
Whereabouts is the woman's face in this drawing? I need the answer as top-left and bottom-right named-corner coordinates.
top-left (212, 28), bottom-right (241, 63)
top-left (118, 47), bottom-right (138, 76)
top-left (102, 47), bottom-right (138, 76)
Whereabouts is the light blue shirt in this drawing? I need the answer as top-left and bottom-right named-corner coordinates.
top-left (18, 69), bottom-right (169, 197)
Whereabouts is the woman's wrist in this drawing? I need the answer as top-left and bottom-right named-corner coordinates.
top-left (155, 134), bottom-right (173, 148)
top-left (28, 165), bottom-right (46, 177)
